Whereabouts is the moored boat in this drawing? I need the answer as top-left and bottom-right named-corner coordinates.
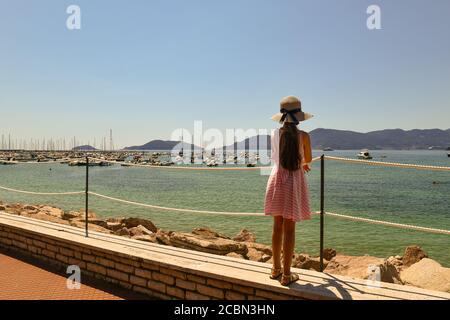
top-left (357, 149), bottom-right (373, 160)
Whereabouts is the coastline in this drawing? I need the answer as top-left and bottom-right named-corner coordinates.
top-left (1, 200), bottom-right (449, 294)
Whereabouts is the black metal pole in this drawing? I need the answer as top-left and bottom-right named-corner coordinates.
top-left (85, 156), bottom-right (89, 237)
top-left (319, 154), bottom-right (325, 272)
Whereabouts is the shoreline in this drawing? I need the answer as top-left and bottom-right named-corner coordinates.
top-left (0, 200), bottom-right (449, 294)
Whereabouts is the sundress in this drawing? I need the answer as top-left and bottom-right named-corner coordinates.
top-left (264, 128), bottom-right (311, 221)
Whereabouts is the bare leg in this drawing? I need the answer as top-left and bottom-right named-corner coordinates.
top-left (282, 218), bottom-right (296, 276)
top-left (271, 216), bottom-right (283, 270)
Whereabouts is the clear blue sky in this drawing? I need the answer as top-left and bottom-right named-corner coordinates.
top-left (1, 0), bottom-right (449, 148)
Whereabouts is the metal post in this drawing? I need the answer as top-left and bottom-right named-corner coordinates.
top-left (319, 154), bottom-right (325, 272)
top-left (85, 156), bottom-right (89, 237)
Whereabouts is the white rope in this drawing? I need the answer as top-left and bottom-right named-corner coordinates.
top-left (321, 211), bottom-right (450, 236)
top-left (87, 156), bottom-right (322, 171)
top-left (0, 185), bottom-right (84, 196)
top-left (88, 191), bottom-right (264, 216)
top-left (325, 156), bottom-right (450, 171)
top-left (89, 191), bottom-right (450, 235)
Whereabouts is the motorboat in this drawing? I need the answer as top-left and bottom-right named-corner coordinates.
top-left (357, 149), bottom-right (373, 160)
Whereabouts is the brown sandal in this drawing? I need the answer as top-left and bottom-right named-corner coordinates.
top-left (270, 267), bottom-right (283, 279)
top-left (280, 272), bottom-right (299, 286)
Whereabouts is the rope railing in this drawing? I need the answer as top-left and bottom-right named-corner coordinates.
top-left (322, 211), bottom-right (450, 236)
top-left (88, 191), bottom-right (264, 216)
top-left (324, 155), bottom-right (450, 172)
top-left (0, 185), bottom-right (83, 196)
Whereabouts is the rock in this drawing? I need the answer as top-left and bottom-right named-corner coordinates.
top-left (0, 205), bottom-right (6, 211)
top-left (78, 209), bottom-right (97, 219)
top-left (401, 258), bottom-right (450, 293)
top-left (23, 205), bottom-right (39, 211)
top-left (69, 220), bottom-right (111, 234)
top-left (395, 255), bottom-right (402, 260)
top-left (246, 247), bottom-right (271, 262)
top-left (155, 230), bottom-right (172, 245)
top-left (325, 254), bottom-right (402, 284)
top-left (4, 203), bottom-right (23, 215)
top-left (386, 256), bottom-right (404, 271)
top-left (105, 221), bottom-right (124, 231)
top-left (292, 253), bottom-right (327, 272)
top-left (128, 225), bottom-right (153, 237)
top-left (132, 234), bottom-right (158, 243)
top-left (323, 248), bottom-right (337, 261)
top-left (62, 211), bottom-right (82, 220)
top-left (122, 217), bottom-right (157, 233)
top-left (115, 227), bottom-right (131, 236)
top-left (403, 245), bottom-right (428, 267)
top-left (76, 218), bottom-right (109, 229)
top-left (39, 206), bottom-right (64, 218)
top-left (24, 212), bottom-right (70, 225)
top-left (168, 232), bottom-right (248, 256)
top-left (192, 227), bottom-right (230, 239)
top-left (226, 252), bottom-right (246, 259)
top-left (233, 229), bottom-right (256, 242)
top-left (245, 242), bottom-right (272, 256)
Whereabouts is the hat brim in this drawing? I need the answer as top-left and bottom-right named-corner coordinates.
top-left (271, 112), bottom-right (313, 123)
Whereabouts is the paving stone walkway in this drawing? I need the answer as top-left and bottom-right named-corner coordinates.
top-left (0, 251), bottom-right (146, 300)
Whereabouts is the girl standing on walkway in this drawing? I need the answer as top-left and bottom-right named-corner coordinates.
top-left (264, 95), bottom-right (313, 286)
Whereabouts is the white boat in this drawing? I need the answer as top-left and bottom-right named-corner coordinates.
top-left (357, 149), bottom-right (373, 160)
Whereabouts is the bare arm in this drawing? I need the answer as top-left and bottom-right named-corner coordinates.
top-left (302, 132), bottom-right (312, 172)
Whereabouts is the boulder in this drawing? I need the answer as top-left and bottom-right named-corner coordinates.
top-left (323, 248), bottom-right (337, 261)
top-left (24, 212), bottom-right (70, 225)
top-left (401, 258), bottom-right (450, 293)
top-left (122, 217), bottom-right (157, 233)
top-left (0, 205), bottom-right (6, 211)
top-left (62, 211), bottom-right (82, 220)
top-left (38, 206), bottom-right (64, 219)
top-left (168, 232), bottom-right (248, 256)
top-left (403, 245), bottom-right (428, 267)
top-left (226, 252), bottom-right (246, 259)
top-left (192, 227), bottom-right (230, 239)
top-left (105, 221), bottom-right (124, 231)
top-left (78, 209), bottom-right (97, 219)
top-left (4, 203), bottom-right (23, 215)
top-left (245, 242), bottom-right (272, 256)
top-left (76, 218), bottom-right (109, 229)
top-left (246, 247), bottom-right (271, 262)
top-left (233, 229), bottom-right (256, 242)
top-left (69, 220), bottom-right (111, 234)
top-left (115, 227), bottom-right (131, 236)
top-left (23, 205), bottom-right (39, 212)
top-left (292, 253), bottom-right (328, 272)
top-left (128, 225), bottom-right (153, 237)
top-left (325, 254), bottom-right (402, 284)
top-left (386, 256), bottom-right (404, 271)
top-left (132, 234), bottom-right (158, 243)
top-left (155, 230), bottom-right (172, 245)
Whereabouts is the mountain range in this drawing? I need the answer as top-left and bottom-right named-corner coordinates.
top-left (122, 128), bottom-right (450, 151)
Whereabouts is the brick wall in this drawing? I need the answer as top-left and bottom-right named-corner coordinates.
top-left (0, 222), bottom-right (301, 300)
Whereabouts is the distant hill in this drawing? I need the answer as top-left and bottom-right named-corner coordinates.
top-left (310, 128), bottom-right (450, 150)
top-left (123, 140), bottom-right (201, 151)
top-left (123, 128), bottom-right (450, 151)
top-left (72, 145), bottom-right (97, 151)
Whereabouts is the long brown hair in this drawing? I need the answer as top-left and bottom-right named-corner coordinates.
top-left (279, 122), bottom-right (301, 171)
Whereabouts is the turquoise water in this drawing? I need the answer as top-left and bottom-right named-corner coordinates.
top-left (1, 150), bottom-right (449, 266)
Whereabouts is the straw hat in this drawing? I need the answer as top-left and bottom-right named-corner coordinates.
top-left (271, 96), bottom-right (313, 124)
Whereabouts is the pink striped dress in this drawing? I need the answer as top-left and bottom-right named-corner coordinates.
top-left (264, 128), bottom-right (311, 222)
